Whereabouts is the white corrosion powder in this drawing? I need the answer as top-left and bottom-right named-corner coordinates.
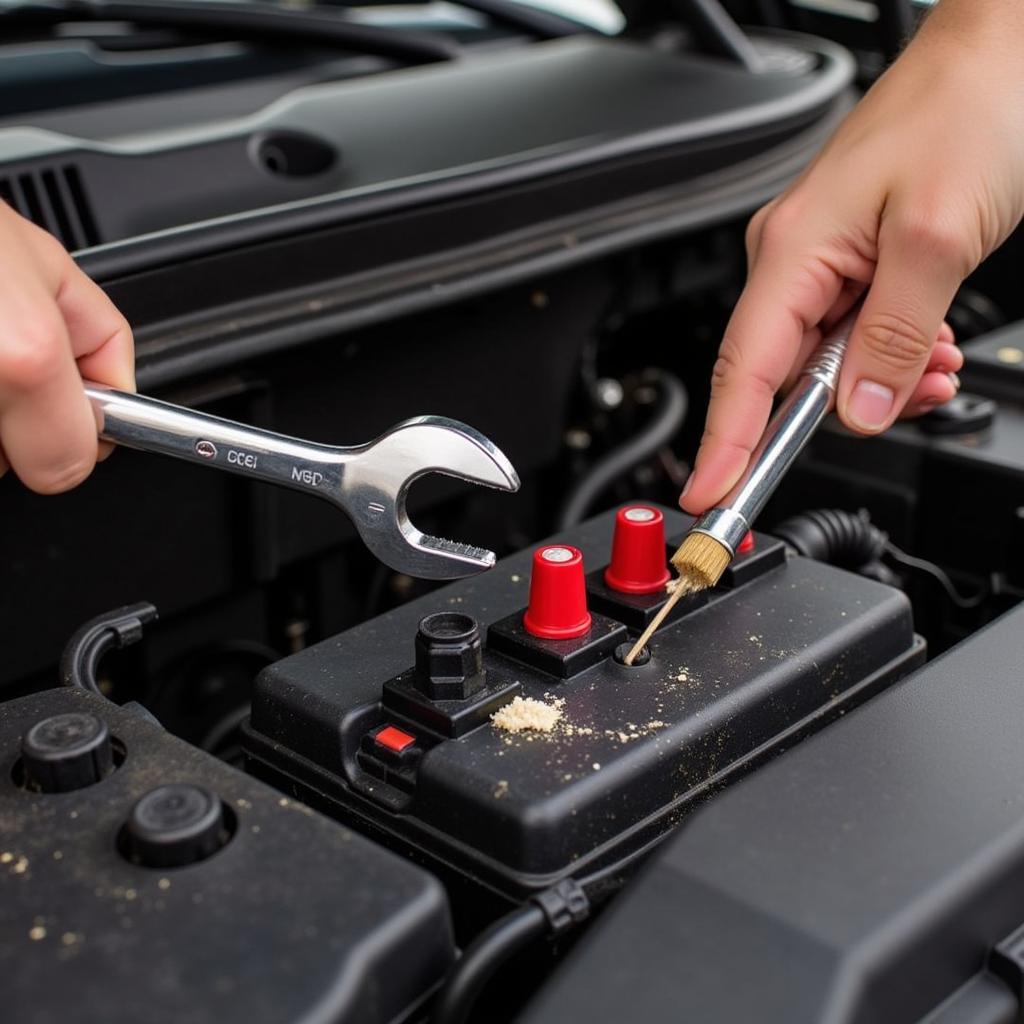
top-left (491, 696), bottom-right (564, 734)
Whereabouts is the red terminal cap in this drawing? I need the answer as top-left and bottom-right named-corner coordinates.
top-left (523, 545), bottom-right (592, 640)
top-left (604, 506), bottom-right (671, 595)
top-left (737, 530), bottom-right (755, 554)
top-left (375, 725), bottom-right (415, 753)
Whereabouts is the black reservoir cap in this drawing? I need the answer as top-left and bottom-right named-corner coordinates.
top-left (123, 784), bottom-right (227, 869)
top-left (21, 712), bottom-right (113, 793)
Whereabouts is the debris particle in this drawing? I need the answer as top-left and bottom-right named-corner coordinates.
top-left (493, 780), bottom-right (509, 799)
top-left (12, 856), bottom-right (28, 875)
top-left (592, 763), bottom-right (601, 771)
top-left (61, 932), bottom-right (79, 947)
top-left (29, 926), bottom-right (46, 941)
top-left (158, 878), bottom-right (171, 891)
top-left (52, 851), bottom-right (63, 861)
top-left (511, 574), bottom-right (522, 583)
top-left (491, 696), bottom-right (563, 734)
top-left (562, 724), bottom-right (593, 737)
top-left (0, 852), bottom-right (12, 864)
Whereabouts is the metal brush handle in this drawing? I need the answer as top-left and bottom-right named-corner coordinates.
top-left (692, 311), bottom-right (855, 555)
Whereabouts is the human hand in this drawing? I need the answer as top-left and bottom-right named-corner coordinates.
top-left (0, 202), bottom-right (134, 493)
top-left (681, 0), bottom-right (1024, 513)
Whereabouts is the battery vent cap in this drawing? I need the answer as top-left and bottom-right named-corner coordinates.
top-left (604, 506), bottom-right (672, 594)
top-left (523, 546), bottom-right (592, 639)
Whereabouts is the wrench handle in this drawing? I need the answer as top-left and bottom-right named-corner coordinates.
top-left (85, 383), bottom-right (345, 500)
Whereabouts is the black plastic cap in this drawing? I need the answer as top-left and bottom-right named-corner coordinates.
top-left (919, 393), bottom-right (996, 436)
top-left (21, 712), bottom-right (113, 793)
top-left (123, 784), bottom-right (227, 869)
top-left (614, 642), bottom-right (650, 667)
top-left (414, 613), bottom-right (485, 700)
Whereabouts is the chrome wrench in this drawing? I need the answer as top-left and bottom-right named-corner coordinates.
top-left (85, 383), bottom-right (520, 580)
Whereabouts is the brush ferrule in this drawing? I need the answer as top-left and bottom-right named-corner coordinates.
top-left (690, 508), bottom-right (749, 557)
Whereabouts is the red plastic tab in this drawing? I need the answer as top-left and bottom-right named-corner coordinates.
top-left (604, 506), bottom-right (671, 594)
top-left (523, 545), bottom-right (592, 640)
top-left (375, 725), bottom-right (416, 753)
top-left (738, 531), bottom-right (755, 554)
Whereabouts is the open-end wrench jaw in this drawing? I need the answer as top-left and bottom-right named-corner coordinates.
top-left (341, 416), bottom-right (521, 580)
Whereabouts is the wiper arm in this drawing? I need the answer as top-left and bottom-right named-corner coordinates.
top-left (2, 0), bottom-right (460, 64)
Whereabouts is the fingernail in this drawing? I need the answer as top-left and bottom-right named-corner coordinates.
top-left (948, 372), bottom-right (961, 390)
top-left (680, 476), bottom-right (693, 500)
top-left (847, 380), bottom-right (895, 431)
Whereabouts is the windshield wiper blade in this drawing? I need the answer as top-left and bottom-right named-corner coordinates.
top-left (445, 0), bottom-right (591, 39)
top-left (2, 0), bottom-right (460, 63)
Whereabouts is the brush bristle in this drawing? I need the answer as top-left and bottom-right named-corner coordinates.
top-left (670, 532), bottom-right (732, 589)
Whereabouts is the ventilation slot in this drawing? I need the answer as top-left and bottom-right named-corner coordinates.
top-left (0, 165), bottom-right (100, 250)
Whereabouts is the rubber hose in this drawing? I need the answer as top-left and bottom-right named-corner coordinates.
top-left (772, 509), bottom-right (887, 570)
top-left (557, 370), bottom-right (688, 531)
top-left (431, 904), bottom-right (548, 1024)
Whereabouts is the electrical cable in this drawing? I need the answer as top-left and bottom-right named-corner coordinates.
top-left (60, 602), bottom-right (159, 696)
top-left (199, 703), bottom-right (252, 757)
top-left (557, 369), bottom-right (688, 530)
top-left (431, 904), bottom-right (548, 1024)
top-left (883, 542), bottom-right (988, 610)
top-left (772, 508), bottom-right (988, 611)
top-left (431, 879), bottom-right (590, 1024)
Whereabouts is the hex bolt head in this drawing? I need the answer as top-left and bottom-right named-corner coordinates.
top-left (123, 784), bottom-right (228, 869)
top-left (414, 612), bottom-right (486, 700)
top-left (21, 712), bottom-right (114, 793)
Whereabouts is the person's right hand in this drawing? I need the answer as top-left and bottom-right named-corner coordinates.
top-left (0, 202), bottom-right (134, 493)
top-left (681, 0), bottom-right (1024, 516)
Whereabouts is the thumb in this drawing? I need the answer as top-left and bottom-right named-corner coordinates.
top-left (837, 216), bottom-right (965, 434)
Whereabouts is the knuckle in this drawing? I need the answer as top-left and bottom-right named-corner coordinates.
top-left (744, 207), bottom-right (769, 254)
top-left (756, 201), bottom-right (802, 251)
top-left (31, 225), bottom-right (69, 261)
top-left (890, 203), bottom-right (976, 273)
top-left (0, 316), bottom-right (65, 389)
top-left (710, 340), bottom-right (741, 398)
top-left (858, 312), bottom-right (933, 373)
top-left (711, 334), bottom-right (776, 402)
top-left (896, 211), bottom-right (960, 254)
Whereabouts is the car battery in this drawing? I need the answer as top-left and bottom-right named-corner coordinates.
top-left (243, 505), bottom-right (923, 918)
top-left (0, 687), bottom-right (453, 1024)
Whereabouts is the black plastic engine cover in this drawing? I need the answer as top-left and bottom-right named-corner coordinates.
top-left (0, 687), bottom-right (453, 1024)
top-left (519, 603), bottom-right (1024, 1024)
top-left (243, 507), bottom-right (923, 908)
